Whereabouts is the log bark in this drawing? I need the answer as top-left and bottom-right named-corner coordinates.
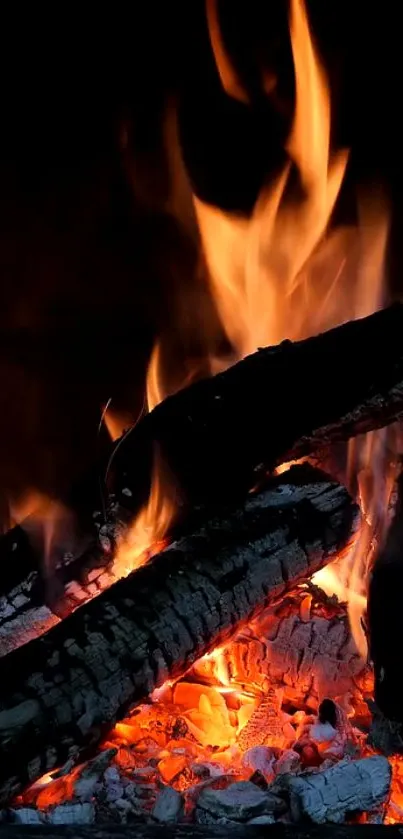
top-left (109, 304), bottom-right (403, 512)
top-left (0, 464), bottom-right (358, 806)
top-left (0, 826), bottom-right (402, 839)
top-left (0, 527), bottom-right (117, 657)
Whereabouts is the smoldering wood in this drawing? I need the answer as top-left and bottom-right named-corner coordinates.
top-left (191, 588), bottom-right (370, 708)
top-left (0, 824), bottom-right (402, 838)
top-left (0, 524), bottom-right (118, 657)
top-left (285, 755), bottom-right (391, 824)
top-left (0, 464), bottom-right (359, 806)
top-left (369, 469), bottom-right (403, 745)
top-left (110, 304), bottom-right (403, 512)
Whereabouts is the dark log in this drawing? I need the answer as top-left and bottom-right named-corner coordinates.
top-left (369, 469), bottom-right (403, 753)
top-left (0, 523), bottom-right (117, 657)
top-left (3, 305), bottom-right (403, 647)
top-left (0, 824), bottom-right (401, 838)
top-left (110, 304), bottom-right (403, 512)
top-left (0, 464), bottom-right (358, 806)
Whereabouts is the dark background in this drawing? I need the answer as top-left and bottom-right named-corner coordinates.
top-left (0, 0), bottom-right (401, 522)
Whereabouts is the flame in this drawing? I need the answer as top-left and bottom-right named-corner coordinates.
top-left (193, 0), bottom-right (390, 659)
top-left (111, 343), bottom-right (176, 578)
top-left (314, 425), bottom-right (401, 657)
top-left (10, 491), bottom-right (75, 577)
top-left (112, 0), bottom-right (390, 639)
top-left (102, 405), bottom-right (132, 443)
top-left (205, 0), bottom-right (249, 104)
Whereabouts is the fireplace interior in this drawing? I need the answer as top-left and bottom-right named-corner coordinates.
top-left (1, 0), bottom-right (403, 831)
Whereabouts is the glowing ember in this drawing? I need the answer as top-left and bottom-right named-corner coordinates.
top-left (16, 585), bottom-right (399, 823)
top-left (8, 0), bottom-right (403, 826)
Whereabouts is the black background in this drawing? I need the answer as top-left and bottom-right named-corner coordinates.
top-left (0, 0), bottom-right (401, 518)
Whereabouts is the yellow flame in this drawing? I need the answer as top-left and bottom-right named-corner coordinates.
top-left (112, 0), bottom-right (392, 658)
top-left (194, 0), bottom-right (390, 658)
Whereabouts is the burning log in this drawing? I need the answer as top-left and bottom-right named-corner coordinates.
top-left (0, 524), bottom-right (118, 657)
top-left (111, 304), bottom-right (403, 511)
top-left (0, 464), bottom-right (358, 805)
top-left (285, 755), bottom-right (391, 824)
top-left (190, 587), bottom-right (372, 711)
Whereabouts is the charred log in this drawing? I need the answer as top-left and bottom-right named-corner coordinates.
top-left (285, 755), bottom-right (391, 824)
top-left (191, 587), bottom-right (371, 710)
top-left (110, 304), bottom-right (403, 512)
top-left (0, 526), bottom-right (117, 657)
top-left (0, 464), bottom-right (358, 805)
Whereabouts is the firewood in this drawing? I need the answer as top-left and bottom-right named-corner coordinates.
top-left (285, 755), bottom-right (391, 823)
top-left (3, 304), bottom-right (403, 654)
top-left (190, 588), bottom-right (371, 708)
top-left (0, 526), bottom-right (117, 657)
top-left (110, 304), bottom-right (403, 512)
top-left (0, 464), bottom-right (358, 805)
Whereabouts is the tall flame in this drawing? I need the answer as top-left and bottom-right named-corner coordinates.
top-left (113, 0), bottom-right (392, 661)
top-left (196, 0), bottom-right (390, 658)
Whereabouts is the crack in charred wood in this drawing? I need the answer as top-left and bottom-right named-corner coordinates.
top-left (0, 465), bottom-right (358, 805)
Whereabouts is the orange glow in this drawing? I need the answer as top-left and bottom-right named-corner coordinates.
top-left (102, 405), bottom-right (133, 442)
top-left (10, 491), bottom-right (75, 577)
top-left (146, 341), bottom-right (165, 413)
top-left (111, 342), bottom-right (176, 578)
top-left (15, 0), bottom-right (400, 821)
top-left (17, 587), bottom-right (380, 811)
top-left (196, 0), bottom-right (387, 364)
top-left (21, 766), bottom-right (82, 809)
top-left (195, 0), bottom-right (390, 658)
top-left (314, 425), bottom-right (400, 658)
top-left (205, 0), bottom-right (249, 104)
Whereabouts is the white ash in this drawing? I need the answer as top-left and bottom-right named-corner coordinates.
top-left (242, 746), bottom-right (275, 780)
top-left (287, 755), bottom-right (391, 824)
top-left (196, 781), bottom-right (285, 822)
top-left (47, 803), bottom-right (95, 825)
top-left (103, 765), bottom-right (124, 803)
top-left (275, 749), bottom-right (301, 775)
top-left (152, 787), bottom-right (184, 823)
top-left (11, 809), bottom-right (45, 825)
top-left (75, 749), bottom-right (117, 801)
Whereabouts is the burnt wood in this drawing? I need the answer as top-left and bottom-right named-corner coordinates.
top-left (0, 464), bottom-right (358, 806)
top-left (110, 304), bottom-right (403, 512)
top-left (3, 304), bottom-right (403, 645)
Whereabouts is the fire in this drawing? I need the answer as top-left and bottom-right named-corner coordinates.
top-left (111, 342), bottom-right (175, 578)
top-left (194, 0), bottom-right (391, 660)
top-left (10, 490), bottom-right (76, 578)
top-left (110, 0), bottom-right (393, 644)
top-left (12, 1), bottom-right (403, 822)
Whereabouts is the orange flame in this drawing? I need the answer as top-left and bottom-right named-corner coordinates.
top-left (195, 0), bottom-right (390, 659)
top-left (10, 491), bottom-right (76, 577)
top-left (111, 0), bottom-right (391, 649)
top-left (314, 425), bottom-right (400, 657)
top-left (111, 343), bottom-right (175, 578)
